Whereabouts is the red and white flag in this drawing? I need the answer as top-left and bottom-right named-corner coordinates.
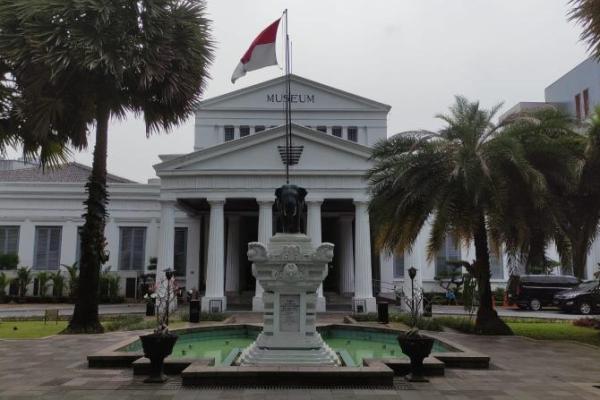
top-left (231, 18), bottom-right (281, 84)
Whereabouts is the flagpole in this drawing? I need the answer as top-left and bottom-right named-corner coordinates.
top-left (284, 9), bottom-right (291, 184)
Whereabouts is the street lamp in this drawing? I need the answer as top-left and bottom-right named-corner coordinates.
top-left (408, 266), bottom-right (417, 316)
top-left (163, 268), bottom-right (174, 325)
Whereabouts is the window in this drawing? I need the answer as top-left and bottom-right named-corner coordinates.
top-left (316, 126), bottom-right (327, 133)
top-left (490, 252), bottom-right (504, 280)
top-left (34, 226), bottom-right (62, 270)
top-left (393, 253), bottom-right (404, 279)
top-left (575, 93), bottom-right (582, 120)
top-left (583, 89), bottom-right (590, 118)
top-left (255, 125), bottom-right (265, 133)
top-left (224, 125), bottom-right (234, 141)
top-left (174, 227), bottom-right (188, 276)
top-left (239, 125), bottom-right (250, 137)
top-left (347, 126), bottom-right (358, 142)
top-left (435, 235), bottom-right (460, 277)
top-left (332, 126), bottom-right (342, 138)
top-left (0, 226), bottom-right (19, 255)
top-left (118, 227), bottom-right (146, 271)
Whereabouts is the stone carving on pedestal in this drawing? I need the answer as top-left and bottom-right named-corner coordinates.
top-left (239, 184), bottom-right (339, 366)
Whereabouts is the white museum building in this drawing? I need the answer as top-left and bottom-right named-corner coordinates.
top-left (2, 74), bottom-right (595, 313)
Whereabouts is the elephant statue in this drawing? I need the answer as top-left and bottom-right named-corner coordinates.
top-left (275, 184), bottom-right (307, 233)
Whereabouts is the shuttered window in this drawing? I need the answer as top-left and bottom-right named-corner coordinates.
top-left (435, 235), bottom-right (460, 277)
top-left (393, 253), bottom-right (404, 278)
top-left (332, 126), bottom-right (342, 138)
top-left (34, 226), bottom-right (62, 270)
top-left (347, 126), bottom-right (358, 142)
top-left (239, 125), bottom-right (250, 137)
top-left (174, 227), bottom-right (188, 276)
top-left (224, 125), bottom-right (235, 141)
top-left (0, 226), bottom-right (19, 255)
top-left (119, 227), bottom-right (146, 271)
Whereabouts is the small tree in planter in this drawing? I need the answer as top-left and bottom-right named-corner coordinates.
top-left (36, 271), bottom-right (51, 297)
top-left (140, 269), bottom-right (178, 383)
top-left (397, 267), bottom-right (435, 382)
top-left (0, 272), bottom-right (9, 302)
top-left (62, 262), bottom-right (79, 300)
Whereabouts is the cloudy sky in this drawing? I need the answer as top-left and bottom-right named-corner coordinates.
top-left (37, 0), bottom-right (593, 182)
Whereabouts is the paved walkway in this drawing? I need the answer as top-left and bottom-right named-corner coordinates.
top-left (431, 305), bottom-right (587, 320)
top-left (0, 303), bottom-right (145, 318)
top-left (0, 315), bottom-right (599, 399)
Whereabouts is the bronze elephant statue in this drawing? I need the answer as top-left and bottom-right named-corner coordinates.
top-left (275, 184), bottom-right (307, 233)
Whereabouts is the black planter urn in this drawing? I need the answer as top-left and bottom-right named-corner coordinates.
top-left (140, 332), bottom-right (178, 383)
top-left (145, 301), bottom-right (155, 316)
top-left (397, 333), bottom-right (435, 382)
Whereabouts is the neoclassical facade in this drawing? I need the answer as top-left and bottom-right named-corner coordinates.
top-left (8, 74), bottom-right (598, 313)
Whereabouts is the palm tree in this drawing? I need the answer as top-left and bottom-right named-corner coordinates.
top-left (569, 0), bottom-right (600, 59)
top-left (0, 0), bottom-right (214, 333)
top-left (62, 262), bottom-right (79, 300)
top-left (50, 270), bottom-right (65, 298)
top-left (36, 271), bottom-right (51, 297)
top-left (15, 267), bottom-right (32, 298)
top-left (489, 108), bottom-right (579, 274)
top-left (367, 96), bottom-right (548, 335)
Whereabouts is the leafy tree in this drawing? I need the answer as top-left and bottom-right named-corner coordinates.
top-left (0, 0), bottom-right (213, 332)
top-left (366, 96), bottom-right (552, 335)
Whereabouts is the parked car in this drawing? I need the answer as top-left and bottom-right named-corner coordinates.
top-left (553, 280), bottom-right (600, 315)
top-left (506, 274), bottom-right (580, 311)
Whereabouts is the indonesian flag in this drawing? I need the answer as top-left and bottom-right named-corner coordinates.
top-left (231, 18), bottom-right (281, 83)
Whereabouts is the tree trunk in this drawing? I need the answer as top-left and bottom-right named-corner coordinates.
top-left (473, 214), bottom-right (513, 335)
top-left (64, 106), bottom-right (110, 333)
top-left (571, 234), bottom-right (588, 280)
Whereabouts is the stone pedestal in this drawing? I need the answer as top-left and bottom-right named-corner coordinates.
top-left (239, 233), bottom-right (339, 366)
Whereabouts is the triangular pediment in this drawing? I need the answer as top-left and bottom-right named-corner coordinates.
top-left (197, 74), bottom-right (390, 112)
top-left (154, 124), bottom-right (373, 174)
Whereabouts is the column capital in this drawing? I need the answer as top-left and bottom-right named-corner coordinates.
top-left (256, 198), bottom-right (274, 207)
top-left (353, 198), bottom-right (370, 205)
top-left (207, 198), bottom-right (226, 207)
top-left (159, 199), bottom-right (177, 206)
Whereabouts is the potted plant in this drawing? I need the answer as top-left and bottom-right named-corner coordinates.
top-left (139, 269), bottom-right (178, 383)
top-left (397, 267), bottom-right (434, 382)
top-left (144, 290), bottom-right (157, 316)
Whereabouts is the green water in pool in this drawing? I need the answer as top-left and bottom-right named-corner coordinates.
top-left (120, 327), bottom-right (456, 366)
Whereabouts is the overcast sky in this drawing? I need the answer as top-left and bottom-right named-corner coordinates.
top-left (24, 0), bottom-right (593, 182)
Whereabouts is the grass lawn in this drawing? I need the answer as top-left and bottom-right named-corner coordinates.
top-left (507, 321), bottom-right (600, 348)
top-left (0, 317), bottom-right (189, 339)
top-left (0, 321), bottom-right (68, 339)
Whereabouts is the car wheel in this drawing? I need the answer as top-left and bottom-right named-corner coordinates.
top-left (579, 301), bottom-right (592, 315)
top-left (529, 299), bottom-right (542, 311)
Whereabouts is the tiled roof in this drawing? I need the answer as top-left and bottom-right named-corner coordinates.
top-left (0, 162), bottom-right (135, 183)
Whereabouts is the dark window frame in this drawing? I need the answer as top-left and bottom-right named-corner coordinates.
top-left (239, 125), bottom-right (250, 137)
top-left (347, 126), bottom-right (358, 142)
top-left (33, 226), bottom-right (62, 270)
top-left (118, 227), bottom-right (147, 271)
top-left (0, 226), bottom-right (19, 255)
top-left (332, 126), bottom-right (342, 138)
top-left (224, 125), bottom-right (235, 141)
top-left (174, 227), bottom-right (188, 277)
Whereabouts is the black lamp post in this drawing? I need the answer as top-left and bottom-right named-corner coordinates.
top-left (408, 266), bottom-right (417, 316)
top-left (163, 268), bottom-right (174, 325)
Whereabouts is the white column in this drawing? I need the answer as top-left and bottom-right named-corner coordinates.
top-left (145, 218), bottom-right (159, 272)
top-left (202, 199), bottom-right (227, 312)
top-left (338, 216), bottom-right (355, 295)
top-left (353, 200), bottom-right (376, 313)
top-left (225, 215), bottom-right (240, 293)
top-left (253, 200), bottom-right (273, 311)
top-left (185, 216), bottom-right (201, 292)
top-left (307, 200), bottom-right (326, 312)
top-left (157, 201), bottom-right (176, 282)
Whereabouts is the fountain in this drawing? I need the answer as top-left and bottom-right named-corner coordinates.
top-left (238, 184), bottom-right (340, 366)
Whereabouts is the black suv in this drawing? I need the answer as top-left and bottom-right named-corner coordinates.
top-left (553, 280), bottom-right (600, 315)
top-left (506, 274), bottom-right (580, 311)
